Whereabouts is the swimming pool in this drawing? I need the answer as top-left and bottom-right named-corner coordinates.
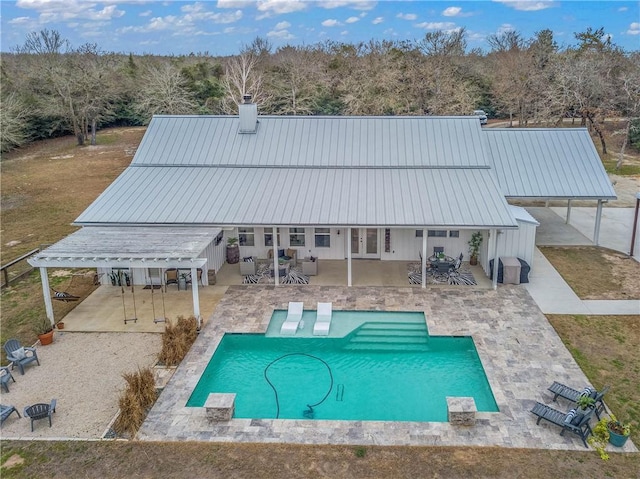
top-left (187, 311), bottom-right (498, 421)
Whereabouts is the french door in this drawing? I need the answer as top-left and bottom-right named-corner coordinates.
top-left (350, 228), bottom-right (380, 259)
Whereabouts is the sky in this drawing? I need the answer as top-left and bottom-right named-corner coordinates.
top-left (1, 0), bottom-right (639, 56)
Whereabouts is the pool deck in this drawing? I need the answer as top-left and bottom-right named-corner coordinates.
top-left (138, 285), bottom-right (637, 452)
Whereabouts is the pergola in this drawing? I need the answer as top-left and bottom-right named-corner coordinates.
top-left (27, 226), bottom-right (219, 327)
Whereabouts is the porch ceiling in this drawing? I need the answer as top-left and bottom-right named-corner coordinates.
top-left (27, 226), bottom-right (218, 269)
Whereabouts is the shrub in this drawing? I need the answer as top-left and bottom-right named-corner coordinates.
top-left (157, 315), bottom-right (198, 366)
top-left (113, 367), bottom-right (157, 438)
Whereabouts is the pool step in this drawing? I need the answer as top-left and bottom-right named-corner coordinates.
top-left (344, 321), bottom-right (429, 351)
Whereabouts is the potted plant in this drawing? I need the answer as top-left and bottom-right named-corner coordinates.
top-left (576, 395), bottom-right (595, 411)
top-left (468, 231), bottom-right (483, 266)
top-left (226, 237), bottom-right (239, 264)
top-left (588, 414), bottom-right (632, 460)
top-left (36, 318), bottom-right (55, 345)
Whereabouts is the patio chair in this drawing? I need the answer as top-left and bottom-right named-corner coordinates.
top-left (3, 339), bottom-right (40, 375)
top-left (184, 268), bottom-right (203, 288)
top-left (1, 366), bottom-right (16, 393)
top-left (24, 399), bottom-right (56, 432)
top-left (313, 302), bottom-right (333, 336)
top-left (281, 302), bottom-right (304, 335)
top-left (165, 268), bottom-right (178, 289)
top-left (0, 404), bottom-right (21, 426)
top-left (530, 401), bottom-right (595, 447)
top-left (548, 382), bottom-right (610, 420)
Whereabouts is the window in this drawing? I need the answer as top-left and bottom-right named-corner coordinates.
top-left (428, 230), bottom-right (447, 238)
top-left (238, 227), bottom-right (255, 246)
top-left (415, 230), bottom-right (423, 238)
top-left (449, 230), bottom-right (460, 238)
top-left (315, 228), bottom-right (331, 248)
top-left (264, 227), bottom-right (280, 247)
top-left (289, 227), bottom-right (306, 247)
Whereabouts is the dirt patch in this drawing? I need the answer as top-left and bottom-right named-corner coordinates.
top-left (539, 246), bottom-right (640, 299)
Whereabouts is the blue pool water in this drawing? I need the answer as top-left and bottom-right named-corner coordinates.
top-left (187, 312), bottom-right (498, 421)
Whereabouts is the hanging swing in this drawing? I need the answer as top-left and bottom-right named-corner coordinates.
top-left (51, 272), bottom-right (83, 302)
top-left (120, 270), bottom-right (138, 324)
top-left (151, 275), bottom-right (168, 324)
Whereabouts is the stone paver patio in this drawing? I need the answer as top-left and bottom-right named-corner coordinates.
top-left (138, 285), bottom-right (636, 452)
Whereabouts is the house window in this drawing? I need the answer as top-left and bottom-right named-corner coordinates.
top-left (289, 227), bottom-right (306, 247)
top-left (428, 230), bottom-right (447, 238)
top-left (415, 230), bottom-right (423, 238)
top-left (315, 228), bottom-right (331, 247)
top-left (238, 227), bottom-right (255, 246)
top-left (449, 230), bottom-right (460, 238)
top-left (264, 227), bottom-right (280, 247)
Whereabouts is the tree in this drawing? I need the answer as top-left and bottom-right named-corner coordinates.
top-left (0, 93), bottom-right (30, 151)
top-left (221, 47), bottom-right (268, 114)
top-left (134, 62), bottom-right (198, 121)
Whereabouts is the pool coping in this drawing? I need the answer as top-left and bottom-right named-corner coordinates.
top-left (138, 285), bottom-right (637, 452)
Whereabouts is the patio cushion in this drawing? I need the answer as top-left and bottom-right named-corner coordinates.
top-left (12, 347), bottom-right (26, 360)
top-left (563, 408), bottom-right (577, 425)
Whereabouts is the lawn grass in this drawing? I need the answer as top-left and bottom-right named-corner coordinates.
top-left (547, 315), bottom-right (640, 445)
top-left (1, 441), bottom-right (638, 479)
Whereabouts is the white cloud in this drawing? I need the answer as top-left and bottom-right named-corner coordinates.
top-left (627, 22), bottom-right (640, 35)
top-left (492, 0), bottom-right (555, 12)
top-left (267, 28), bottom-right (294, 39)
top-left (320, 1), bottom-right (376, 11)
top-left (345, 16), bottom-right (359, 24)
top-left (442, 7), bottom-right (461, 17)
top-left (217, 0), bottom-right (252, 7)
top-left (618, 6), bottom-right (628, 12)
top-left (415, 21), bottom-right (457, 31)
top-left (340, 30), bottom-right (348, 35)
top-left (275, 21), bottom-right (291, 30)
top-left (8, 16), bottom-right (32, 25)
top-left (15, 0), bottom-right (126, 22)
top-left (322, 19), bottom-right (341, 27)
top-left (497, 23), bottom-right (515, 34)
top-left (372, 16), bottom-right (383, 25)
top-left (396, 13), bottom-right (417, 21)
top-left (140, 10), bottom-right (152, 17)
top-left (256, 0), bottom-right (307, 15)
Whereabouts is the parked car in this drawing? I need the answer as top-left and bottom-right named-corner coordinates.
top-left (473, 110), bottom-right (488, 125)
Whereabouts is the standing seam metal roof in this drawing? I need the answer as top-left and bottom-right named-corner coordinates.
top-left (483, 128), bottom-right (616, 199)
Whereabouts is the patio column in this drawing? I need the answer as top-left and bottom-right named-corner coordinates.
top-left (273, 225), bottom-right (279, 286)
top-left (190, 266), bottom-right (201, 328)
top-left (39, 267), bottom-right (55, 327)
top-left (347, 227), bottom-right (352, 287)
top-left (421, 229), bottom-right (427, 289)
top-left (491, 229), bottom-right (499, 290)
top-left (566, 199), bottom-right (572, 224)
top-left (593, 199), bottom-right (603, 246)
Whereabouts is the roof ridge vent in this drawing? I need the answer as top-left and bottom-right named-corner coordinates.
top-left (238, 95), bottom-right (258, 134)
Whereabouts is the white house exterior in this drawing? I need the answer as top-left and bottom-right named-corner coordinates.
top-left (28, 106), bottom-right (617, 326)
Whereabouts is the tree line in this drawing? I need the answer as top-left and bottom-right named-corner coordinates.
top-left (1, 27), bottom-right (639, 158)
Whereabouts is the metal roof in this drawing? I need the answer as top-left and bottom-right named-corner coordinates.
top-left (483, 128), bottom-right (617, 199)
top-left (28, 226), bottom-right (217, 268)
top-left (133, 115), bottom-right (489, 167)
top-left (75, 166), bottom-right (517, 228)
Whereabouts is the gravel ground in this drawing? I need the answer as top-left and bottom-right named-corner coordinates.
top-left (0, 331), bottom-right (161, 439)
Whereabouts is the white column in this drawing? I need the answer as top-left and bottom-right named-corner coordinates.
top-left (593, 199), bottom-right (603, 246)
top-left (273, 225), bottom-right (279, 286)
top-left (40, 267), bottom-right (55, 327)
top-left (347, 227), bottom-right (352, 287)
top-left (491, 229), bottom-right (499, 290)
top-left (566, 199), bottom-right (572, 224)
top-left (190, 266), bottom-right (201, 327)
top-left (421, 229), bottom-right (427, 289)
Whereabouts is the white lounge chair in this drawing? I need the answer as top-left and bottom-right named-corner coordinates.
top-left (280, 302), bottom-right (304, 335)
top-left (313, 302), bottom-right (332, 336)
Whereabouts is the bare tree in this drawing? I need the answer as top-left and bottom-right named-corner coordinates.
top-left (134, 62), bottom-right (198, 121)
top-left (221, 48), bottom-right (268, 114)
top-left (615, 57), bottom-right (640, 169)
top-left (0, 93), bottom-right (30, 151)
